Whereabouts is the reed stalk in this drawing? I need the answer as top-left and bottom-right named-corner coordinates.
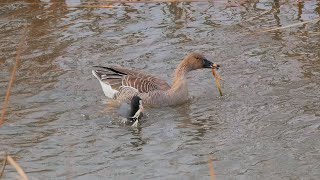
top-left (0, 152), bottom-right (7, 178)
top-left (0, 26), bottom-right (28, 127)
top-left (208, 155), bottom-right (216, 180)
top-left (254, 18), bottom-right (320, 34)
top-left (6, 156), bottom-right (29, 180)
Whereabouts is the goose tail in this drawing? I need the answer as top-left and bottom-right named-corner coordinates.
top-left (92, 69), bottom-right (118, 98)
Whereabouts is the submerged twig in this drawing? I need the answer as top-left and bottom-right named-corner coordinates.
top-left (0, 25), bottom-right (28, 127)
top-left (254, 18), bottom-right (320, 34)
top-left (0, 152), bottom-right (7, 178)
top-left (7, 156), bottom-right (29, 180)
top-left (208, 155), bottom-right (216, 180)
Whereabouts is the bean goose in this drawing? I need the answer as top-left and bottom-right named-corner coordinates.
top-left (92, 52), bottom-right (219, 107)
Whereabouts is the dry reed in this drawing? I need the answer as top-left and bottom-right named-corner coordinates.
top-left (6, 156), bottom-right (29, 180)
top-left (0, 26), bottom-right (28, 127)
top-left (208, 155), bottom-right (216, 180)
top-left (254, 18), bottom-right (320, 34)
top-left (0, 153), bottom-right (29, 180)
top-left (0, 152), bottom-right (7, 178)
top-left (212, 67), bottom-right (223, 96)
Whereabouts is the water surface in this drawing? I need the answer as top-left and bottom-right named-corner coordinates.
top-left (0, 0), bottom-right (320, 179)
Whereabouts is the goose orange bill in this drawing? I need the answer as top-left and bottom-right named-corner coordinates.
top-left (212, 64), bottom-right (223, 96)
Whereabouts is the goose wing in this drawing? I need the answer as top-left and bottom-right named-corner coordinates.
top-left (92, 66), bottom-right (170, 93)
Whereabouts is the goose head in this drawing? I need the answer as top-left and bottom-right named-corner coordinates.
top-left (129, 96), bottom-right (143, 120)
top-left (182, 52), bottom-right (220, 71)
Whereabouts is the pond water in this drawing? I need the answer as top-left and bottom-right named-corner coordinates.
top-left (0, 0), bottom-right (320, 179)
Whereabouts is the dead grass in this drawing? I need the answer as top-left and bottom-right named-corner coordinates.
top-left (208, 155), bottom-right (216, 180)
top-left (0, 26), bottom-right (28, 127)
top-left (0, 152), bottom-right (7, 178)
top-left (254, 18), bottom-right (320, 34)
top-left (6, 156), bottom-right (29, 180)
top-left (0, 153), bottom-right (29, 180)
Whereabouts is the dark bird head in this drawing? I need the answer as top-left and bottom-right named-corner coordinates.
top-left (129, 96), bottom-right (143, 122)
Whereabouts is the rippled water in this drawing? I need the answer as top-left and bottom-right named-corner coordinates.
top-left (1, 0), bottom-right (320, 179)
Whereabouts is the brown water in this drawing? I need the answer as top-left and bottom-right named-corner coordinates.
top-left (1, 0), bottom-right (320, 179)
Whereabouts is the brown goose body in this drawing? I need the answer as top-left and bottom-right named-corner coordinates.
top-left (92, 52), bottom-right (218, 107)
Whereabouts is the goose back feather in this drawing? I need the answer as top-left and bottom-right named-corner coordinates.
top-left (92, 66), bottom-right (170, 98)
